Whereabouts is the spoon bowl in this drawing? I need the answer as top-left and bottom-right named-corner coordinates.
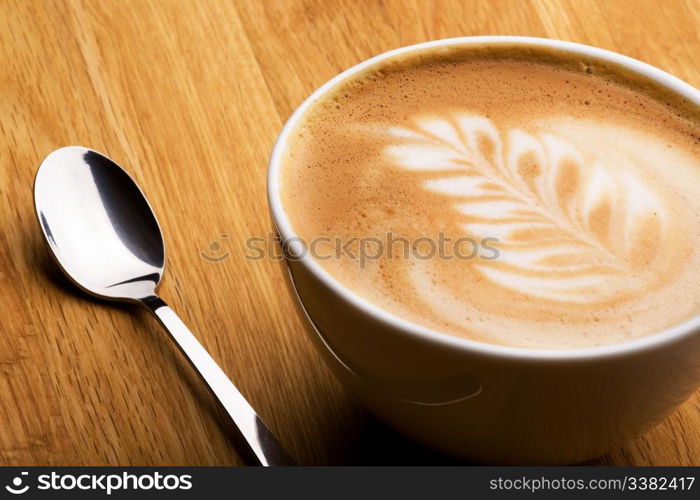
top-left (35, 147), bottom-right (164, 301)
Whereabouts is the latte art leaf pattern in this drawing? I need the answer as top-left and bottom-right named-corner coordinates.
top-left (385, 115), bottom-right (667, 303)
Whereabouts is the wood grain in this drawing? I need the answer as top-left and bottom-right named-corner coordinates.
top-left (0, 0), bottom-right (697, 465)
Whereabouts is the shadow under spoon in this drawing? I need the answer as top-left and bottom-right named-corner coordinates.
top-left (33, 146), bottom-right (295, 466)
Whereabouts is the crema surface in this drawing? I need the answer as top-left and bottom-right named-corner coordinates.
top-left (280, 46), bottom-right (700, 349)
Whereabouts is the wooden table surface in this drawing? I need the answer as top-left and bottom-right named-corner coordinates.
top-left (1, 0), bottom-right (698, 466)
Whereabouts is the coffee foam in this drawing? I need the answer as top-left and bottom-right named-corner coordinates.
top-left (281, 46), bottom-right (700, 349)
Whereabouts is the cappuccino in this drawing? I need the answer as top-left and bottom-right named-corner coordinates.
top-left (280, 45), bottom-right (700, 349)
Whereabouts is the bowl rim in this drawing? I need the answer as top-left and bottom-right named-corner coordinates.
top-left (267, 35), bottom-right (700, 362)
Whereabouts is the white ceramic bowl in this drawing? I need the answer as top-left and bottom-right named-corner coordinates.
top-left (267, 36), bottom-right (700, 464)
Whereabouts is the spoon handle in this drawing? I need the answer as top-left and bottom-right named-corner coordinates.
top-left (140, 295), bottom-right (295, 466)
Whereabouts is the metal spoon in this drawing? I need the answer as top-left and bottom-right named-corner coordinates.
top-left (33, 146), bottom-right (294, 466)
